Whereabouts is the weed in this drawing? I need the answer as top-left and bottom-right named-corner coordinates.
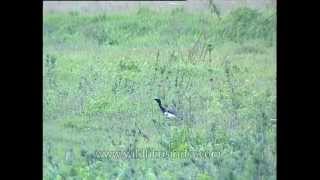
top-left (44, 6), bottom-right (276, 180)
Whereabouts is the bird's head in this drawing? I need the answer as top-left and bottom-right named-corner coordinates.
top-left (154, 98), bottom-right (160, 102)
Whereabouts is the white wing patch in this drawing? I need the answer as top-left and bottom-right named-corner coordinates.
top-left (164, 112), bottom-right (176, 119)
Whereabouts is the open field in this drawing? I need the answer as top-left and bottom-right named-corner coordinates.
top-left (43, 6), bottom-right (276, 179)
top-left (43, 0), bottom-right (276, 15)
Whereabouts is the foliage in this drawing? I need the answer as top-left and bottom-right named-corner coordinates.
top-left (43, 6), bottom-right (276, 180)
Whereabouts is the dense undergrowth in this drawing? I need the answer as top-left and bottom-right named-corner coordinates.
top-left (43, 7), bottom-right (276, 180)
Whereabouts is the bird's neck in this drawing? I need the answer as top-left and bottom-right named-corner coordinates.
top-left (156, 101), bottom-right (165, 113)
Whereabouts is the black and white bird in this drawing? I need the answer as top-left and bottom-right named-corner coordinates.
top-left (154, 98), bottom-right (177, 119)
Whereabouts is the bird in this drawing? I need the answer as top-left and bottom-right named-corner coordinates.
top-left (154, 98), bottom-right (177, 119)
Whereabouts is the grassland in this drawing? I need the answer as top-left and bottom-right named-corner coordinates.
top-left (43, 7), bottom-right (276, 180)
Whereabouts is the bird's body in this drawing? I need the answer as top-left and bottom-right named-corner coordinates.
top-left (154, 98), bottom-right (177, 119)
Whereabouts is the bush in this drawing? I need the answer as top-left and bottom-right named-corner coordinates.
top-left (217, 7), bottom-right (276, 44)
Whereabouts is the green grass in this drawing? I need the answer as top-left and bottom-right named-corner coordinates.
top-left (44, 7), bottom-right (276, 180)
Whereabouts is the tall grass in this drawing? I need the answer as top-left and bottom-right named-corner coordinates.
top-left (43, 7), bottom-right (276, 179)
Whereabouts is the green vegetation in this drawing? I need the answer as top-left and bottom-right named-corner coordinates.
top-left (44, 7), bottom-right (276, 180)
